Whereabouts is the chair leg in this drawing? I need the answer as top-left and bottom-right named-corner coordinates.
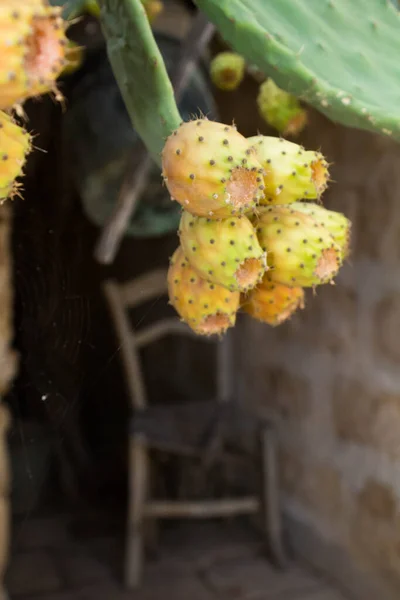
top-left (260, 426), bottom-right (289, 569)
top-left (125, 434), bottom-right (149, 589)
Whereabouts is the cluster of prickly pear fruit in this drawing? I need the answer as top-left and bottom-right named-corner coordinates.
top-left (209, 50), bottom-right (308, 137)
top-left (161, 118), bottom-right (351, 336)
top-left (0, 0), bottom-right (71, 205)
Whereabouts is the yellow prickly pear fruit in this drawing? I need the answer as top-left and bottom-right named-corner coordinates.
top-left (179, 211), bottom-right (267, 292)
top-left (290, 202), bottom-right (351, 259)
top-left (241, 275), bottom-right (305, 326)
top-left (162, 119), bottom-right (266, 219)
top-left (257, 79), bottom-right (308, 137)
top-left (168, 246), bottom-right (240, 337)
top-left (0, 0), bottom-right (69, 110)
top-left (0, 110), bottom-right (31, 202)
top-left (210, 52), bottom-right (246, 91)
top-left (141, 0), bottom-right (164, 23)
top-left (255, 205), bottom-right (343, 288)
top-left (248, 135), bottom-right (329, 205)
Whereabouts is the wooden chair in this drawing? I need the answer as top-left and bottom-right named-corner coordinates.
top-left (103, 269), bottom-right (287, 589)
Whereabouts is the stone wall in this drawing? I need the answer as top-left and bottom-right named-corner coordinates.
top-left (0, 204), bottom-right (16, 599)
top-left (235, 110), bottom-right (400, 599)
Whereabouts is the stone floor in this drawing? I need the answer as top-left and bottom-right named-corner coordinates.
top-left (5, 512), bottom-right (349, 599)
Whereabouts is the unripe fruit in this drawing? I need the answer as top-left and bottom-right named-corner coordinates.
top-left (210, 52), bottom-right (246, 91)
top-left (248, 135), bottom-right (329, 205)
top-left (168, 246), bottom-right (240, 336)
top-left (162, 119), bottom-right (265, 218)
top-left (290, 202), bottom-right (351, 259)
top-left (242, 275), bottom-right (304, 326)
top-left (255, 205), bottom-right (342, 287)
top-left (0, 110), bottom-right (31, 202)
top-left (0, 0), bottom-right (69, 110)
top-left (179, 211), bottom-right (267, 292)
top-left (257, 79), bottom-right (307, 137)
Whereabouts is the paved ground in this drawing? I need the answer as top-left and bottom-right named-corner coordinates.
top-left (5, 513), bottom-right (349, 599)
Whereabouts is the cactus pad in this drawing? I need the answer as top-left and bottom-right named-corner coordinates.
top-left (195, 0), bottom-right (400, 141)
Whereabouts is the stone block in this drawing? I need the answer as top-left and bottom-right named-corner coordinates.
top-left (357, 479), bottom-right (397, 522)
top-left (375, 293), bottom-right (400, 364)
top-left (333, 378), bottom-right (400, 459)
top-left (262, 368), bottom-right (312, 421)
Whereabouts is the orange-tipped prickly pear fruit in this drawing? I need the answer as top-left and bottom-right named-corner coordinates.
top-left (241, 275), bottom-right (304, 326)
top-left (179, 211), bottom-right (267, 292)
top-left (255, 205), bottom-right (342, 288)
top-left (0, 0), bottom-right (69, 110)
top-left (162, 119), bottom-right (266, 219)
top-left (257, 79), bottom-right (308, 137)
top-left (0, 110), bottom-right (31, 203)
top-left (290, 202), bottom-right (351, 259)
top-left (248, 135), bottom-right (329, 205)
top-left (168, 246), bottom-right (240, 336)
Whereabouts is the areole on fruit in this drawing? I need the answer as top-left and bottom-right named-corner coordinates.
top-left (179, 211), bottom-right (267, 292)
top-left (168, 246), bottom-right (240, 336)
top-left (162, 119), bottom-right (265, 218)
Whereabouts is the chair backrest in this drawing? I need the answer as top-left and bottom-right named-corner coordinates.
top-left (103, 269), bottom-right (233, 410)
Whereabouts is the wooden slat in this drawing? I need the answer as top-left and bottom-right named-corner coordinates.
top-left (134, 318), bottom-right (199, 348)
top-left (119, 269), bottom-right (168, 308)
top-left (144, 497), bottom-right (259, 518)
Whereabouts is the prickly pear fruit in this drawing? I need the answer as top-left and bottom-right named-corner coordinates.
top-left (210, 52), bottom-right (246, 91)
top-left (257, 79), bottom-right (308, 137)
top-left (168, 246), bottom-right (240, 336)
top-left (242, 275), bottom-right (304, 326)
top-left (248, 135), bottom-right (329, 205)
top-left (162, 119), bottom-right (265, 219)
top-left (0, 110), bottom-right (31, 203)
top-left (141, 0), bottom-right (164, 23)
top-left (0, 0), bottom-right (69, 110)
top-left (179, 211), bottom-right (267, 292)
top-left (290, 202), bottom-right (351, 259)
top-left (255, 205), bottom-right (342, 287)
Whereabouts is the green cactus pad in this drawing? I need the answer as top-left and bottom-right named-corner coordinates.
top-left (98, 0), bottom-right (181, 165)
top-left (195, 0), bottom-right (400, 141)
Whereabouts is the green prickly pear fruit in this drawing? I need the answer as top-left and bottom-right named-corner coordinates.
top-left (255, 205), bottom-right (342, 287)
top-left (210, 52), bottom-right (246, 91)
top-left (257, 79), bottom-right (308, 137)
top-left (241, 275), bottom-right (305, 326)
top-left (179, 211), bottom-right (267, 292)
top-left (248, 135), bottom-right (329, 205)
top-left (290, 202), bottom-right (351, 259)
top-left (162, 119), bottom-right (266, 219)
top-left (168, 246), bottom-right (240, 336)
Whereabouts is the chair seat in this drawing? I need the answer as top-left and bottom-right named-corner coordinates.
top-left (130, 399), bottom-right (274, 458)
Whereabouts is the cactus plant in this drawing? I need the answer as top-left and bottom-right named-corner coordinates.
top-left (195, 0), bottom-right (400, 141)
